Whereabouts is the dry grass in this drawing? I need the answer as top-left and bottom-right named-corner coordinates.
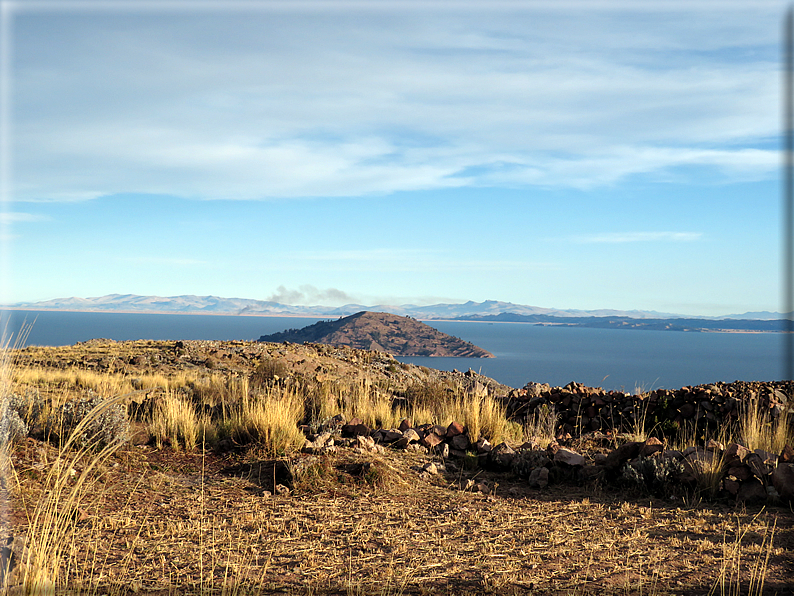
top-left (8, 393), bottom-right (130, 593)
top-left (226, 387), bottom-right (306, 454)
top-left (12, 361), bottom-right (521, 454)
top-left (439, 393), bottom-right (522, 444)
top-left (10, 367), bottom-right (252, 408)
top-left (523, 403), bottom-right (558, 447)
top-left (738, 399), bottom-right (792, 455)
top-left (709, 512), bottom-right (778, 596)
top-left (14, 374), bottom-right (521, 457)
top-left (149, 390), bottom-right (208, 451)
top-left (307, 378), bottom-right (403, 430)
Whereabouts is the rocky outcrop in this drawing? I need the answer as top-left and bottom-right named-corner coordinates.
top-left (259, 311), bottom-right (493, 358)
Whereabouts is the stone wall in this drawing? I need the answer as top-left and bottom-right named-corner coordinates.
top-left (503, 380), bottom-right (793, 438)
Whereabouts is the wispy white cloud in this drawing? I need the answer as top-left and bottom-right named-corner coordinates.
top-left (122, 256), bottom-right (208, 266)
top-left (8, 3), bottom-right (784, 201)
top-left (288, 248), bottom-right (432, 262)
top-left (575, 232), bottom-right (703, 243)
top-left (0, 212), bottom-right (49, 223)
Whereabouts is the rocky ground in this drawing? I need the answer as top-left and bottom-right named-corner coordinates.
top-left (4, 339), bottom-right (794, 594)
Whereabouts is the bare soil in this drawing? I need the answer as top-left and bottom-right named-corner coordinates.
top-left (5, 433), bottom-right (794, 595)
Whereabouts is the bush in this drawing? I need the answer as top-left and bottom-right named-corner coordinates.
top-left (49, 395), bottom-right (130, 449)
top-left (250, 358), bottom-right (289, 388)
top-left (0, 401), bottom-right (29, 447)
top-left (0, 390), bottom-right (53, 446)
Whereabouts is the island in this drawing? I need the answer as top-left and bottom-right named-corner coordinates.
top-left (258, 311), bottom-right (494, 357)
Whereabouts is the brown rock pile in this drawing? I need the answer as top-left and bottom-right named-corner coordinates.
top-left (301, 416), bottom-right (495, 461)
top-left (299, 414), bottom-right (794, 505)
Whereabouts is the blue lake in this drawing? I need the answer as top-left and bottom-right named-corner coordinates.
top-left (1, 310), bottom-right (783, 391)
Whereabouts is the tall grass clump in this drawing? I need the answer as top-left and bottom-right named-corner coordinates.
top-left (444, 393), bottom-right (521, 444)
top-left (189, 373), bottom-right (249, 409)
top-left (302, 378), bottom-right (409, 430)
top-left (524, 403), bottom-right (557, 447)
top-left (404, 381), bottom-right (520, 444)
top-left (738, 399), bottom-right (792, 455)
top-left (149, 390), bottom-right (209, 450)
top-left (228, 387), bottom-right (305, 454)
top-left (667, 422), bottom-right (731, 503)
top-left (339, 380), bottom-right (402, 430)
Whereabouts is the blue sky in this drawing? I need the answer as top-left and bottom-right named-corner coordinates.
top-left (0, 0), bottom-right (787, 316)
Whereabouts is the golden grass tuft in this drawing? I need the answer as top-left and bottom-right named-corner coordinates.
top-left (148, 391), bottom-right (207, 451)
top-left (523, 403), bottom-right (557, 447)
top-left (227, 387), bottom-right (306, 454)
top-left (738, 399), bottom-right (792, 455)
top-left (437, 392), bottom-right (522, 444)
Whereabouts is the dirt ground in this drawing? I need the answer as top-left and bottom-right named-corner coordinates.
top-left (6, 437), bottom-right (794, 596)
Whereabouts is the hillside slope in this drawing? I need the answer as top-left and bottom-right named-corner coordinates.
top-left (259, 311), bottom-right (493, 357)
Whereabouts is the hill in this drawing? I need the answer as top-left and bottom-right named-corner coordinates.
top-left (258, 311), bottom-right (494, 357)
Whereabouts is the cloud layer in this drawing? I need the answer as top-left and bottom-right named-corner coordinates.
top-left (9, 2), bottom-right (783, 202)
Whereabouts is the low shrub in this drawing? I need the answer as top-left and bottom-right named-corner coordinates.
top-left (250, 358), bottom-right (289, 388)
top-left (0, 401), bottom-right (29, 447)
top-left (48, 394), bottom-right (130, 449)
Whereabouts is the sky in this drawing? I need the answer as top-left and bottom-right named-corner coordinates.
top-left (0, 0), bottom-right (789, 316)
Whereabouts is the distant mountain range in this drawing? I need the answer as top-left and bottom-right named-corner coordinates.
top-left (4, 293), bottom-right (787, 324)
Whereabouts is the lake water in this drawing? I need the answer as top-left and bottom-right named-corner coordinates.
top-left (0, 310), bottom-right (783, 391)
